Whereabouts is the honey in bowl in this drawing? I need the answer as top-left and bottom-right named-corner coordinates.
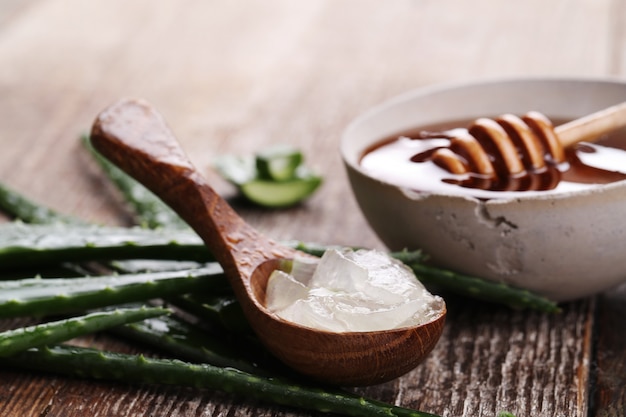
top-left (360, 118), bottom-right (626, 199)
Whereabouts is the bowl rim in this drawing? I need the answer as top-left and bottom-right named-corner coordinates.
top-left (340, 76), bottom-right (626, 202)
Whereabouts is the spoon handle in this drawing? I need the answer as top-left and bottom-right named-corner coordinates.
top-left (89, 98), bottom-right (285, 279)
top-left (556, 101), bottom-right (626, 147)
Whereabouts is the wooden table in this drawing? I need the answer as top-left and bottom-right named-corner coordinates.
top-left (0, 1), bottom-right (624, 416)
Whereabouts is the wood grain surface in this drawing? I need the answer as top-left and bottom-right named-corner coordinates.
top-left (0, 1), bottom-right (624, 416)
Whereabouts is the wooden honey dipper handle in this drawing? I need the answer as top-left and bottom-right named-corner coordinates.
top-left (556, 101), bottom-right (626, 148)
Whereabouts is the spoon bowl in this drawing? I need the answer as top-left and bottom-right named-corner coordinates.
top-left (90, 98), bottom-right (446, 386)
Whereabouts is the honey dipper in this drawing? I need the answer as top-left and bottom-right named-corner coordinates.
top-left (427, 101), bottom-right (626, 178)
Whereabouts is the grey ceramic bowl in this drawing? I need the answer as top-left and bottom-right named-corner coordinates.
top-left (341, 77), bottom-right (626, 301)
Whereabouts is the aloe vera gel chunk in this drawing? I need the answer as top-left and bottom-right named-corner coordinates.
top-left (266, 249), bottom-right (444, 332)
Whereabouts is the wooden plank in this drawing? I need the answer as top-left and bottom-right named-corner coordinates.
top-left (594, 283), bottom-right (626, 416)
top-left (354, 297), bottom-right (594, 417)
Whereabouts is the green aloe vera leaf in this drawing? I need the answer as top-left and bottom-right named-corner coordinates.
top-left (405, 263), bottom-right (560, 313)
top-left (0, 265), bottom-right (228, 318)
top-left (112, 311), bottom-right (286, 376)
top-left (168, 294), bottom-right (251, 335)
top-left (4, 345), bottom-right (441, 417)
top-left (0, 222), bottom-right (210, 270)
top-left (110, 259), bottom-right (206, 274)
top-left (0, 183), bottom-right (84, 225)
top-left (82, 135), bottom-right (189, 230)
top-left (0, 307), bottom-right (169, 357)
top-left (238, 176), bottom-right (322, 208)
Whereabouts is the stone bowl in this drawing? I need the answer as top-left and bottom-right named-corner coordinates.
top-left (340, 77), bottom-right (626, 301)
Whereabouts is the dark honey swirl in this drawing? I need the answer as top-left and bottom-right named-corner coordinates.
top-left (360, 118), bottom-right (626, 197)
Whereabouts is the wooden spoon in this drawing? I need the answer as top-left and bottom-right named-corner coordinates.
top-left (89, 98), bottom-right (446, 386)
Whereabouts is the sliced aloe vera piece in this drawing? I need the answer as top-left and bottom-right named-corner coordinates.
top-left (214, 146), bottom-right (322, 207)
top-left (255, 145), bottom-right (303, 181)
top-left (239, 176), bottom-right (322, 208)
top-left (213, 155), bottom-right (256, 186)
